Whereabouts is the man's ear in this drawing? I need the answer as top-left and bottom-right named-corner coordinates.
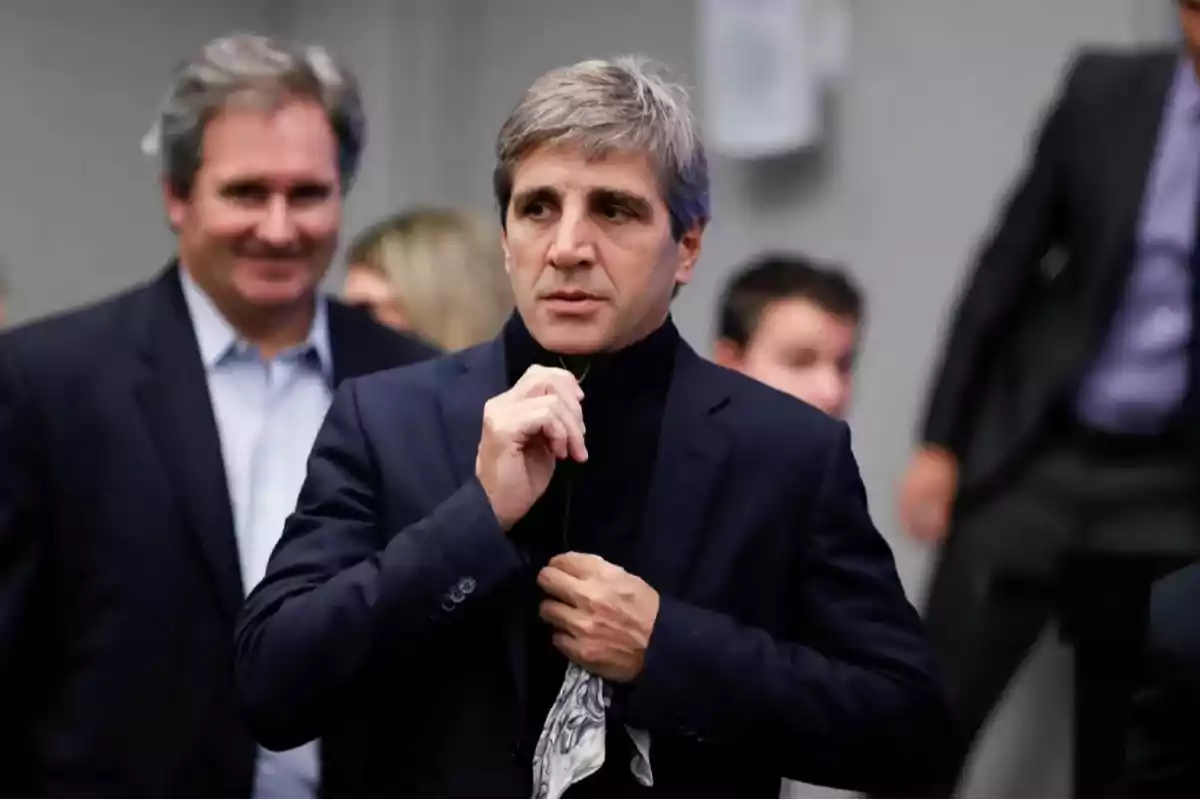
top-left (673, 221), bottom-right (705, 287)
top-left (162, 177), bottom-right (186, 234)
top-left (500, 229), bottom-right (512, 275)
top-left (712, 338), bottom-right (745, 371)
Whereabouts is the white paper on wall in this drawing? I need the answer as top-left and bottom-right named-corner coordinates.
top-left (810, 0), bottom-right (850, 84)
top-left (699, 0), bottom-right (850, 158)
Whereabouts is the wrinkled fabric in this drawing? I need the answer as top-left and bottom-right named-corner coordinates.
top-left (531, 663), bottom-right (653, 798)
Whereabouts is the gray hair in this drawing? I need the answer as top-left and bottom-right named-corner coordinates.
top-left (493, 55), bottom-right (709, 241)
top-left (144, 33), bottom-right (365, 197)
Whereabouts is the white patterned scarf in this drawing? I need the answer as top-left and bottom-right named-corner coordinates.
top-left (531, 663), bottom-right (654, 798)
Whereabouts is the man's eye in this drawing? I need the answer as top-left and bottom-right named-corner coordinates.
top-left (788, 352), bottom-right (819, 369)
top-left (290, 185), bottom-right (332, 204)
top-left (222, 185), bottom-right (269, 204)
top-left (521, 201), bottom-right (552, 219)
top-left (598, 204), bottom-right (633, 221)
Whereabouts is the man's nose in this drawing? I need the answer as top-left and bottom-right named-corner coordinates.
top-left (256, 196), bottom-right (298, 245)
top-left (547, 206), bottom-right (597, 269)
top-left (814, 368), bottom-right (849, 417)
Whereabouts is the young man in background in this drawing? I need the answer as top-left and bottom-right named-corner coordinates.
top-left (714, 252), bottom-right (863, 419)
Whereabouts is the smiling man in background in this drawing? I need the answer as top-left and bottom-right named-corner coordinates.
top-left (0, 33), bottom-right (434, 796)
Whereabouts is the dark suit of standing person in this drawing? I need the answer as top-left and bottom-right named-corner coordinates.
top-left (0, 34), bottom-right (435, 797)
top-left (234, 55), bottom-right (951, 798)
top-left (1126, 560), bottom-right (1200, 795)
top-left (899, 4), bottom-right (1200, 793)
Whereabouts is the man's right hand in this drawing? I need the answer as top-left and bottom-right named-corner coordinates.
top-left (475, 365), bottom-right (588, 531)
top-left (899, 445), bottom-right (958, 543)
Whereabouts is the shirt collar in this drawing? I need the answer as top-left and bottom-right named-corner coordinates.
top-left (178, 265), bottom-right (333, 379)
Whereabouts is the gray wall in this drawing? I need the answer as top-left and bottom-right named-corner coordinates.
top-left (0, 0), bottom-right (275, 325)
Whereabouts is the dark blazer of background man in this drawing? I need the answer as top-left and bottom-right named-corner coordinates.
top-left (234, 54), bottom-right (950, 798)
top-left (0, 35), bottom-right (435, 796)
top-left (1127, 560), bottom-right (1200, 795)
top-left (900, 8), bottom-right (1200, 792)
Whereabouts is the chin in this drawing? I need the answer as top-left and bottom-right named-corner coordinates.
top-left (525, 304), bottom-right (617, 354)
top-left (529, 321), bottom-right (612, 355)
top-left (234, 269), bottom-right (315, 307)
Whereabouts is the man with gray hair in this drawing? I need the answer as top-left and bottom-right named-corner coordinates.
top-left (0, 33), bottom-right (435, 796)
top-left (235, 55), bottom-right (950, 797)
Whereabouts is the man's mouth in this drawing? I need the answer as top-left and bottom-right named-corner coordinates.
top-left (544, 291), bottom-right (601, 301)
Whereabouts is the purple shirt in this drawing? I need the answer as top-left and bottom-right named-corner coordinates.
top-left (1076, 58), bottom-right (1200, 433)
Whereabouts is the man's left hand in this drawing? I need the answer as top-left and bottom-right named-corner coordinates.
top-left (537, 552), bottom-right (660, 683)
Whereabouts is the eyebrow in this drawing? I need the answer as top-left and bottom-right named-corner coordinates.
top-left (512, 185), bottom-right (655, 215)
top-left (217, 176), bottom-right (335, 197)
top-left (511, 186), bottom-right (557, 208)
top-left (593, 188), bottom-right (653, 217)
top-left (216, 173), bottom-right (335, 188)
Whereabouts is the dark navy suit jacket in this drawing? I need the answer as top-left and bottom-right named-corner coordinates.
top-left (235, 333), bottom-right (952, 796)
top-left (1127, 561), bottom-right (1200, 796)
top-left (0, 266), bottom-right (436, 796)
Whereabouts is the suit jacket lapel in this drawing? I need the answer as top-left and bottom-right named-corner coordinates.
top-left (328, 304), bottom-right (381, 388)
top-left (636, 343), bottom-right (732, 597)
top-left (133, 266), bottom-right (243, 618)
top-left (434, 336), bottom-right (731, 726)
top-left (439, 339), bottom-right (507, 483)
top-left (326, 300), bottom-right (422, 387)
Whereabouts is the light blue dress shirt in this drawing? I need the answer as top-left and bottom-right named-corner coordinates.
top-left (180, 269), bottom-right (330, 798)
top-left (1076, 57), bottom-right (1200, 433)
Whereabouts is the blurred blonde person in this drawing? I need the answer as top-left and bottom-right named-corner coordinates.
top-left (343, 208), bottom-right (513, 350)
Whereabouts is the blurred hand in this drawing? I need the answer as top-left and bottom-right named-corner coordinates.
top-left (475, 365), bottom-right (587, 531)
top-left (538, 552), bottom-right (659, 683)
top-left (899, 445), bottom-right (959, 543)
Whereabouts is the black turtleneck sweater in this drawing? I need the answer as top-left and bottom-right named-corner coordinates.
top-left (503, 312), bottom-right (677, 796)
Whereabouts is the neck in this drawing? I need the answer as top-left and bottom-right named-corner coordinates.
top-left (558, 354), bottom-right (593, 381)
top-left (503, 310), bottom-right (678, 393)
top-left (184, 266), bottom-right (316, 358)
top-left (229, 301), bottom-right (316, 359)
top-left (605, 307), bottom-right (671, 354)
